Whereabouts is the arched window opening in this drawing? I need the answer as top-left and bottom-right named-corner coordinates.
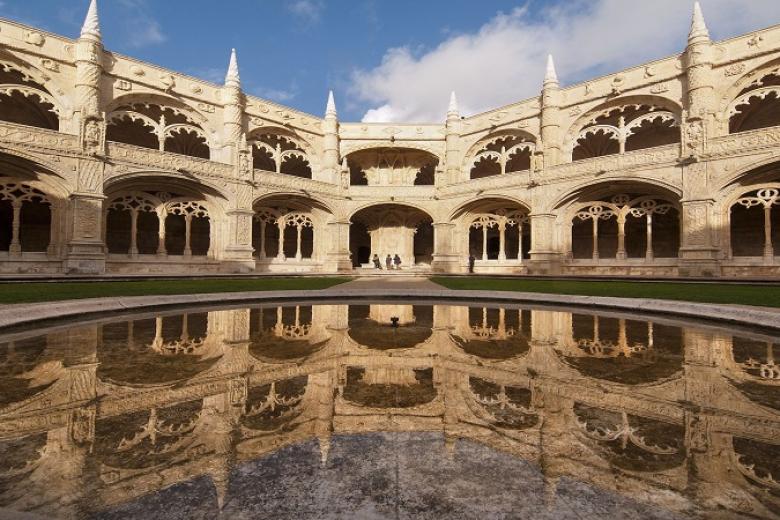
top-left (253, 207), bottom-right (315, 262)
top-left (469, 135), bottom-right (534, 179)
top-left (0, 183), bottom-right (52, 254)
top-left (106, 103), bottom-right (210, 160)
top-left (250, 133), bottom-right (312, 178)
top-left (105, 194), bottom-right (158, 256)
top-left (350, 204), bottom-right (433, 269)
top-left (729, 72), bottom-right (780, 134)
top-left (0, 63), bottom-right (59, 130)
top-left (468, 210), bottom-right (531, 262)
top-left (105, 193), bottom-right (210, 258)
top-left (730, 188), bottom-right (780, 259)
top-left (571, 195), bottom-right (679, 261)
top-left (573, 105), bottom-right (680, 161)
top-left (346, 148), bottom-right (439, 186)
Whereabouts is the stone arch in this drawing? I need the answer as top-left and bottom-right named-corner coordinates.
top-left (105, 94), bottom-right (212, 159)
top-left (564, 95), bottom-right (682, 161)
top-left (247, 126), bottom-right (319, 178)
top-left (451, 197), bottom-right (532, 266)
top-left (556, 181), bottom-right (681, 262)
top-left (0, 151), bottom-right (69, 262)
top-left (720, 56), bottom-right (780, 134)
top-left (0, 57), bottom-right (62, 130)
top-left (349, 203), bottom-right (435, 268)
top-left (463, 129), bottom-right (538, 179)
top-left (345, 147), bottom-right (439, 187)
top-left (104, 175), bottom-right (226, 259)
top-left (718, 160), bottom-right (780, 262)
top-left (252, 194), bottom-right (332, 266)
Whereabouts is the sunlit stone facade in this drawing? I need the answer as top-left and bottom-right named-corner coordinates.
top-left (1, 1), bottom-right (780, 276)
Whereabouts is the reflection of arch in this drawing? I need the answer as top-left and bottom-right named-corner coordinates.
top-left (451, 307), bottom-right (531, 360)
top-left (248, 306), bottom-right (328, 362)
top-left (573, 403), bottom-right (685, 472)
top-left (241, 376), bottom-right (307, 431)
top-left (732, 437), bottom-right (780, 507)
top-left (0, 336), bottom-right (58, 410)
top-left (566, 97), bottom-right (682, 161)
top-left (97, 315), bottom-right (221, 386)
top-left (465, 377), bottom-right (538, 430)
top-left (725, 336), bottom-right (779, 412)
top-left (347, 305), bottom-right (433, 349)
top-left (341, 367), bottom-right (437, 409)
top-left (560, 315), bottom-right (683, 385)
top-left (95, 399), bottom-right (204, 471)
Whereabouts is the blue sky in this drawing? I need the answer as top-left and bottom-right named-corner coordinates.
top-left (2, 1), bottom-right (780, 122)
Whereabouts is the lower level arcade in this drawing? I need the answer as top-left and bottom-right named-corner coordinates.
top-left (1, 154), bottom-right (780, 277)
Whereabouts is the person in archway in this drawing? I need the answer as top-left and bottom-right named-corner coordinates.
top-left (372, 254), bottom-right (382, 269)
top-left (393, 254), bottom-right (402, 270)
top-left (385, 254), bottom-right (393, 270)
top-left (468, 254), bottom-right (476, 274)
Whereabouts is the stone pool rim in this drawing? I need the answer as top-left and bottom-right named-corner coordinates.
top-left (1, 288), bottom-right (779, 333)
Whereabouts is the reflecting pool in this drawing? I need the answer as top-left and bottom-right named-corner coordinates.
top-left (0, 303), bottom-right (778, 519)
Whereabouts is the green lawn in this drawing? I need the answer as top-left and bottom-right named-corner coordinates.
top-left (431, 276), bottom-right (780, 308)
top-left (0, 277), bottom-right (351, 304)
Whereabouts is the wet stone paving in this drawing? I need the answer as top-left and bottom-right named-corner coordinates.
top-left (0, 302), bottom-right (777, 519)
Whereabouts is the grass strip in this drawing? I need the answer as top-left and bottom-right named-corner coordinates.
top-left (430, 276), bottom-right (780, 308)
top-left (0, 277), bottom-right (352, 304)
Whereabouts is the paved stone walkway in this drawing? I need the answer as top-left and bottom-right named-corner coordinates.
top-left (337, 276), bottom-right (442, 291)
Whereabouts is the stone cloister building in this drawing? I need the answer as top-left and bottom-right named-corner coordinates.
top-left (0, 303), bottom-right (777, 517)
top-left (1, 1), bottom-right (780, 276)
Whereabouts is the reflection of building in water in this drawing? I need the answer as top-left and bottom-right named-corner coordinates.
top-left (0, 304), bottom-right (778, 519)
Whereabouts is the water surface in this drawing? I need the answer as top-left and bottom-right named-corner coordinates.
top-left (0, 303), bottom-right (777, 519)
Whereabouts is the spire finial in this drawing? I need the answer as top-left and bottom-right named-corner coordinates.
top-left (225, 48), bottom-right (240, 87)
top-left (689, 2), bottom-right (710, 42)
top-left (326, 90), bottom-right (337, 118)
top-left (81, 0), bottom-right (101, 40)
top-left (544, 54), bottom-right (558, 86)
top-left (448, 91), bottom-right (459, 117)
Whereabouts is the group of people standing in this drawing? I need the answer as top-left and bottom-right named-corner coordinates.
top-left (372, 254), bottom-right (402, 270)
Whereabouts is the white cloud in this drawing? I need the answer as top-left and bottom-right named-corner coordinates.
top-left (287, 0), bottom-right (324, 24)
top-left (351, 0), bottom-right (780, 123)
top-left (118, 0), bottom-right (166, 48)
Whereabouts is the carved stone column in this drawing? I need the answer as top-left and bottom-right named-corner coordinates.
top-left (66, 159), bottom-right (106, 274)
top-left (223, 180), bottom-right (256, 272)
top-left (431, 221), bottom-right (459, 273)
top-left (528, 213), bottom-right (562, 275)
top-left (323, 220), bottom-right (353, 272)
